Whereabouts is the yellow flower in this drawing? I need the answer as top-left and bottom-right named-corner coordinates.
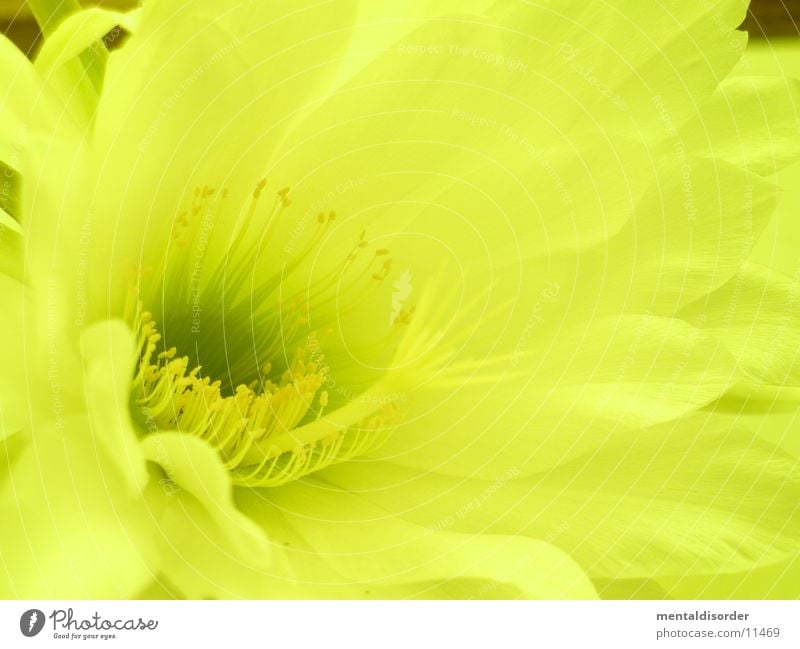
top-left (1, 0), bottom-right (799, 598)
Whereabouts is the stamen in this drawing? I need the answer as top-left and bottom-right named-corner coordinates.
top-left (128, 182), bottom-right (489, 488)
top-left (131, 311), bottom-right (403, 487)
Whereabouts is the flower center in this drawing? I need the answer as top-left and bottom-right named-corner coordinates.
top-left (131, 310), bottom-right (407, 487)
top-left (127, 180), bottom-right (415, 487)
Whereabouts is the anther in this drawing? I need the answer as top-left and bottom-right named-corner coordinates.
top-left (253, 178), bottom-right (268, 199)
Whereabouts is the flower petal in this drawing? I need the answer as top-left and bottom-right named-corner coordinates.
top-left (0, 416), bottom-right (156, 598)
top-left (141, 432), bottom-right (273, 597)
top-left (77, 0), bottom-right (359, 318)
top-left (374, 315), bottom-right (739, 478)
top-left (0, 34), bottom-right (53, 166)
top-left (485, 0), bottom-right (749, 139)
top-left (0, 274), bottom-right (24, 440)
top-left (141, 481), bottom-right (272, 599)
top-left (35, 7), bottom-right (139, 79)
top-left (81, 319), bottom-right (149, 493)
top-left (325, 414), bottom-right (800, 581)
top-left (682, 263), bottom-right (800, 394)
top-left (237, 483), bottom-right (596, 598)
top-left (680, 76), bottom-right (800, 176)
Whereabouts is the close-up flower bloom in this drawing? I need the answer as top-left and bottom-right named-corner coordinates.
top-left (1, 0), bottom-right (800, 600)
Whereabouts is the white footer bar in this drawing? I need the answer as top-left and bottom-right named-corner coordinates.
top-left (1, 600), bottom-right (797, 648)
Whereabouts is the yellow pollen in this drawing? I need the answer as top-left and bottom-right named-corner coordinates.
top-left (127, 179), bottom-right (475, 488)
top-left (253, 178), bottom-right (267, 198)
top-left (131, 311), bottom-right (403, 487)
